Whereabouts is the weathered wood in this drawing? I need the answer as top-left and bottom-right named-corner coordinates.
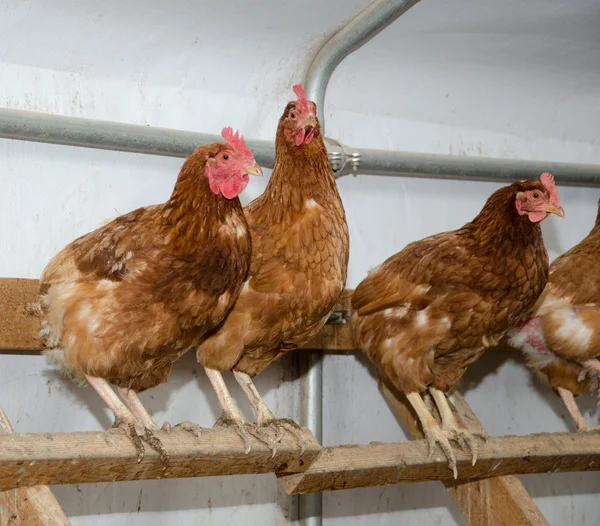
top-left (277, 430), bottom-right (600, 495)
top-left (381, 382), bottom-right (550, 526)
top-left (0, 278), bottom-right (357, 353)
top-left (0, 408), bottom-right (70, 526)
top-left (0, 279), bottom-right (42, 352)
top-left (0, 427), bottom-right (320, 490)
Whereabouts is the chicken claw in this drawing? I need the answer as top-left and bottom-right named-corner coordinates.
top-left (214, 411), bottom-right (280, 455)
top-left (173, 421), bottom-right (204, 437)
top-left (421, 419), bottom-right (459, 479)
top-left (261, 418), bottom-right (307, 455)
top-left (109, 416), bottom-right (169, 467)
top-left (232, 371), bottom-right (306, 456)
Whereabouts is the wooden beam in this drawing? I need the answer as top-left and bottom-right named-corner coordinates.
top-left (0, 278), bottom-right (357, 353)
top-left (0, 427), bottom-right (320, 490)
top-left (381, 382), bottom-right (549, 526)
top-left (0, 279), bottom-right (42, 352)
top-left (277, 430), bottom-right (600, 495)
top-left (0, 408), bottom-right (70, 526)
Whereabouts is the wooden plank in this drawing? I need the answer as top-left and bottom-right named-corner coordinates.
top-left (277, 430), bottom-right (600, 495)
top-left (0, 408), bottom-right (70, 526)
top-left (381, 382), bottom-right (549, 526)
top-left (0, 278), bottom-right (356, 353)
top-left (0, 279), bottom-right (42, 352)
top-left (0, 427), bottom-right (320, 490)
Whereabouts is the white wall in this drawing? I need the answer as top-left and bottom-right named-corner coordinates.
top-left (1, 0), bottom-right (599, 524)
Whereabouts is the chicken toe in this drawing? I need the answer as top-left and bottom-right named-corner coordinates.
top-left (213, 410), bottom-right (281, 455)
top-left (204, 368), bottom-right (279, 454)
top-left (110, 416), bottom-right (146, 462)
top-left (260, 418), bottom-right (307, 455)
top-left (429, 388), bottom-right (485, 466)
top-left (233, 370), bottom-right (306, 455)
top-left (86, 376), bottom-right (168, 465)
top-left (406, 392), bottom-right (458, 478)
top-left (173, 421), bottom-right (204, 437)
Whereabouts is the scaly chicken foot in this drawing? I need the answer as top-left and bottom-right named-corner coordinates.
top-left (86, 376), bottom-right (168, 465)
top-left (233, 370), bottom-right (307, 455)
top-left (117, 387), bottom-right (170, 467)
top-left (429, 387), bottom-right (486, 466)
top-left (214, 410), bottom-right (283, 454)
top-left (204, 368), bottom-right (279, 454)
top-left (406, 391), bottom-right (458, 479)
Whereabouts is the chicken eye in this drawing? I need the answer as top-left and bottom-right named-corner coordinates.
top-left (222, 154), bottom-right (230, 161)
top-left (532, 192), bottom-right (540, 199)
top-left (289, 112), bottom-right (296, 120)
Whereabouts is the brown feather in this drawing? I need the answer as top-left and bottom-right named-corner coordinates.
top-left (40, 143), bottom-right (252, 392)
top-left (352, 179), bottom-right (552, 394)
top-left (196, 101), bottom-right (349, 377)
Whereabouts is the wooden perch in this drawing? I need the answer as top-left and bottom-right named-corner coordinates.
top-left (0, 408), bottom-right (70, 526)
top-left (0, 427), bottom-right (320, 491)
top-left (0, 278), bottom-right (357, 353)
top-left (381, 383), bottom-right (549, 526)
top-left (277, 431), bottom-right (600, 495)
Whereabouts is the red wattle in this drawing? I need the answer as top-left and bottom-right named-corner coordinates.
top-left (305, 127), bottom-right (315, 144)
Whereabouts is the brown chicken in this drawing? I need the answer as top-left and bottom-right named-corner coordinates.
top-left (39, 128), bottom-right (262, 461)
top-left (508, 199), bottom-right (600, 432)
top-left (194, 84), bottom-right (349, 451)
top-left (352, 174), bottom-right (564, 477)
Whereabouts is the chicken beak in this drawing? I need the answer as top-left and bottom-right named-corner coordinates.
top-left (545, 205), bottom-right (565, 218)
top-left (245, 162), bottom-right (263, 177)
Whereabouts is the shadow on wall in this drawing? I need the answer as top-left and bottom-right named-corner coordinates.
top-left (50, 473), bottom-right (296, 520)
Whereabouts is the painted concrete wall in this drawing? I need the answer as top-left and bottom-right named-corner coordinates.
top-left (1, 0), bottom-right (599, 524)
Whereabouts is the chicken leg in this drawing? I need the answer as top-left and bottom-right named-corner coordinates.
top-left (405, 391), bottom-right (458, 479)
top-left (557, 387), bottom-right (600, 432)
top-left (429, 387), bottom-right (485, 465)
top-left (180, 368), bottom-right (278, 454)
top-left (116, 387), bottom-right (169, 465)
top-left (233, 370), bottom-right (306, 454)
top-left (86, 376), bottom-right (167, 464)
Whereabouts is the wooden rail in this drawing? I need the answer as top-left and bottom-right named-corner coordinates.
top-left (0, 427), bottom-right (597, 493)
top-left (0, 427), bottom-right (320, 490)
top-left (0, 279), bottom-right (355, 353)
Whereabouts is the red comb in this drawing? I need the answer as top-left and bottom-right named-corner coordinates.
top-left (293, 83), bottom-right (311, 114)
top-left (221, 127), bottom-right (254, 162)
top-left (540, 172), bottom-right (560, 204)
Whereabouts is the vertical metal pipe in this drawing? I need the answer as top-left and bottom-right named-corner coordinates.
top-left (298, 352), bottom-right (323, 524)
top-left (303, 0), bottom-right (421, 131)
top-left (298, 2), bottom-right (421, 525)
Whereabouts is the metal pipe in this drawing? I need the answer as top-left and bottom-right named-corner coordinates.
top-left (333, 144), bottom-right (600, 186)
top-left (0, 107), bottom-right (276, 168)
top-left (297, 352), bottom-right (323, 525)
top-left (304, 0), bottom-right (421, 129)
top-left (3, 107), bottom-right (600, 187)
